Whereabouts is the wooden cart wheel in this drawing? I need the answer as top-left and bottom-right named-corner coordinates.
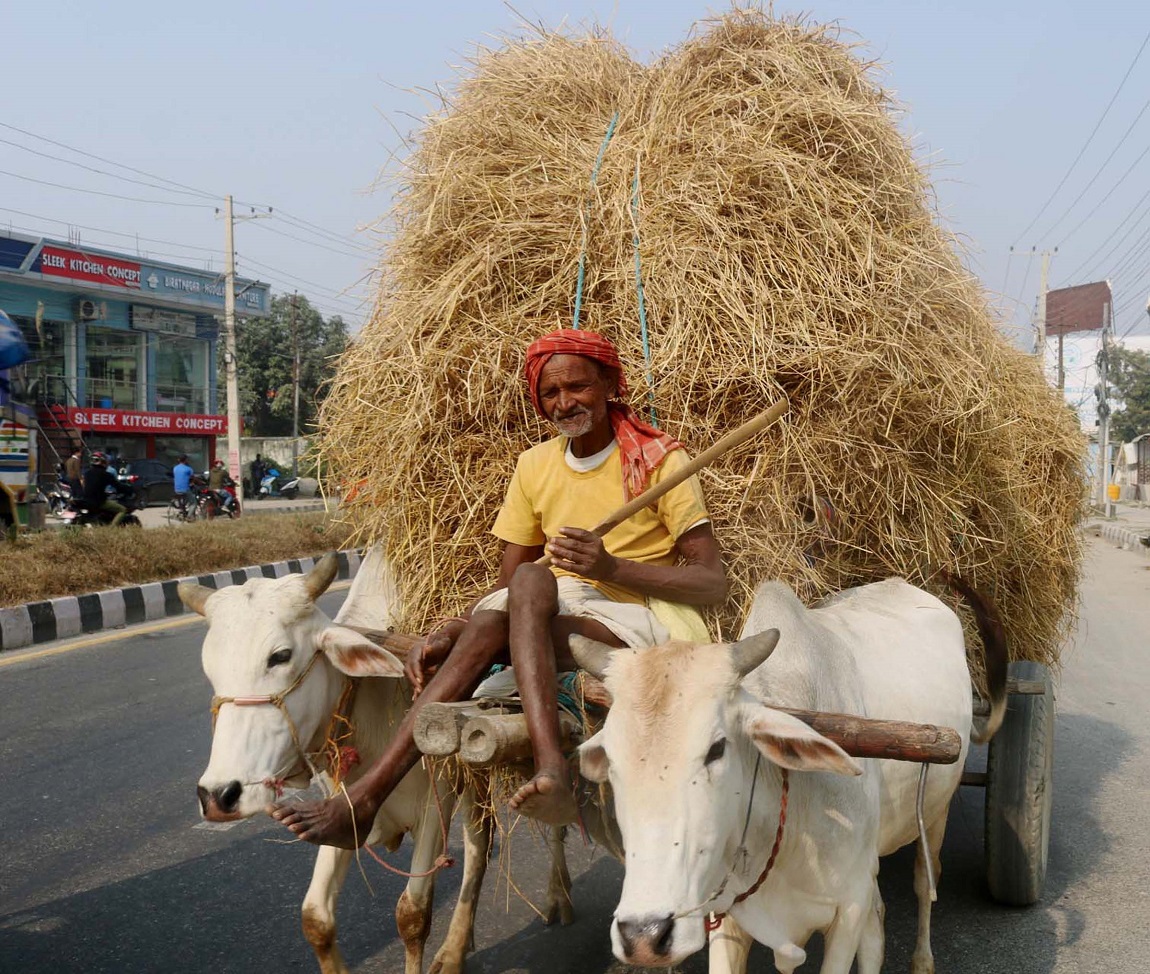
top-left (985, 660), bottom-right (1054, 906)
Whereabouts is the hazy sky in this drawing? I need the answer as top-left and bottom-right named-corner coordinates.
top-left (5, 2), bottom-right (1149, 344)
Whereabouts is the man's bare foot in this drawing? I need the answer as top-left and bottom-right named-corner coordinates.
top-left (509, 771), bottom-right (578, 825)
top-left (269, 787), bottom-right (379, 849)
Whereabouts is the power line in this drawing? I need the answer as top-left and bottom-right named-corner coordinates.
top-left (254, 207), bottom-right (374, 253)
top-left (0, 120), bottom-right (219, 200)
top-left (2, 119), bottom-right (373, 260)
top-left (1012, 29), bottom-right (1150, 246)
top-left (0, 168), bottom-right (215, 208)
top-left (0, 206), bottom-right (223, 255)
top-left (237, 253), bottom-right (369, 302)
top-left (0, 137), bottom-right (215, 201)
top-left (1058, 186), bottom-right (1150, 284)
top-left (1051, 130), bottom-right (1150, 247)
top-left (248, 220), bottom-right (372, 260)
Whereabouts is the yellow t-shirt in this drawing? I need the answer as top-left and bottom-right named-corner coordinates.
top-left (492, 438), bottom-right (710, 604)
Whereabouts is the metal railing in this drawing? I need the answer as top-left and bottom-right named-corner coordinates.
top-left (155, 383), bottom-right (208, 414)
top-left (85, 378), bottom-right (143, 411)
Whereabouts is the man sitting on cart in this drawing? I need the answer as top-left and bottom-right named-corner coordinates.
top-left (273, 328), bottom-right (727, 844)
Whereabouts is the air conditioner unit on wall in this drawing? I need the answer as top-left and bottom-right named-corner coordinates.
top-left (75, 299), bottom-right (103, 322)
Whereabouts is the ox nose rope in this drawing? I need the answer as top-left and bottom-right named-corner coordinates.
top-left (667, 754), bottom-right (789, 933)
top-left (209, 651), bottom-right (360, 797)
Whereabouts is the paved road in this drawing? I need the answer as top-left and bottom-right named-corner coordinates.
top-left (1, 537), bottom-right (1147, 972)
top-left (43, 495), bottom-right (328, 530)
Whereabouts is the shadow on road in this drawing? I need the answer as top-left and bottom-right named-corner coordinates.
top-left (0, 710), bottom-right (1124, 973)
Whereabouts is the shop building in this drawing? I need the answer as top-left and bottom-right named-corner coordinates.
top-left (0, 230), bottom-right (269, 476)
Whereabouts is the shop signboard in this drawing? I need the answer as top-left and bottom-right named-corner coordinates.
top-left (0, 230), bottom-right (269, 317)
top-left (131, 305), bottom-right (198, 337)
top-left (0, 235), bottom-right (35, 271)
top-left (140, 264), bottom-right (269, 314)
top-left (65, 406), bottom-right (227, 435)
top-left (34, 245), bottom-right (143, 289)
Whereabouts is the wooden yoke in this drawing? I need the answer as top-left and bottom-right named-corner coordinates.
top-left (354, 627), bottom-right (963, 766)
top-left (575, 673), bottom-right (962, 765)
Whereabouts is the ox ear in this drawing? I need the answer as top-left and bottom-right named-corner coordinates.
top-left (744, 706), bottom-right (863, 777)
top-left (578, 730), bottom-right (610, 784)
top-left (318, 625), bottom-right (404, 678)
top-left (178, 581), bottom-right (216, 617)
top-left (729, 629), bottom-right (780, 679)
top-left (569, 635), bottom-right (616, 680)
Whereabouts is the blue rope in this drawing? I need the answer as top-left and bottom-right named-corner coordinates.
top-left (573, 112), bottom-right (619, 331)
top-left (631, 157), bottom-right (658, 426)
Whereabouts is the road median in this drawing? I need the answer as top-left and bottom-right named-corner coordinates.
top-left (0, 548), bottom-right (363, 654)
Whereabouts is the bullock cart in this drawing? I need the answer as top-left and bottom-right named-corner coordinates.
top-left (352, 398), bottom-right (1056, 912)
top-left (967, 662), bottom-right (1055, 906)
top-left (360, 626), bottom-right (1055, 910)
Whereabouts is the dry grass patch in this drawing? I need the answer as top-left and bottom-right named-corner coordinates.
top-left (0, 514), bottom-right (351, 607)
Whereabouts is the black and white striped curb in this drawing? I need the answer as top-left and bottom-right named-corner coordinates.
top-left (1092, 521), bottom-right (1150, 559)
top-left (0, 549), bottom-right (364, 654)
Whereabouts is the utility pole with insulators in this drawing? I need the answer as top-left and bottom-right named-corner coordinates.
top-left (218, 196), bottom-right (270, 488)
top-left (1095, 303), bottom-right (1113, 516)
top-left (1036, 249), bottom-right (1052, 371)
top-left (222, 195), bottom-right (241, 485)
top-left (290, 292), bottom-right (300, 478)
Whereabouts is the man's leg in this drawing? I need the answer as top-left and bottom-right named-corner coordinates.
top-left (506, 564), bottom-right (623, 824)
top-left (103, 499), bottom-right (126, 526)
top-left (270, 609), bottom-right (510, 848)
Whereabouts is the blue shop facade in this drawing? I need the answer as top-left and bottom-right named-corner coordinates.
top-left (0, 230), bottom-right (269, 476)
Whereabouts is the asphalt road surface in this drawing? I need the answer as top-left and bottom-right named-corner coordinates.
top-left (1, 536), bottom-right (1148, 973)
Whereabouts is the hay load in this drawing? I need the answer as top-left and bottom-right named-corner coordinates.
top-left (321, 10), bottom-right (1086, 671)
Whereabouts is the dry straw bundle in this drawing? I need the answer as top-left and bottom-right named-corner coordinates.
top-left (321, 10), bottom-right (1086, 671)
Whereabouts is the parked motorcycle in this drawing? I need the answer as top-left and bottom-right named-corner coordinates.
top-left (45, 478), bottom-right (74, 517)
top-left (258, 468), bottom-right (300, 500)
top-left (61, 483), bottom-right (143, 528)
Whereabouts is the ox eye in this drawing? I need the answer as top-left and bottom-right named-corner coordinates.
top-left (267, 648), bottom-right (293, 667)
top-left (704, 738), bottom-right (727, 766)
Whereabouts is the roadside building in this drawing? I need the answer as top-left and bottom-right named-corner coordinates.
top-left (0, 230), bottom-right (269, 478)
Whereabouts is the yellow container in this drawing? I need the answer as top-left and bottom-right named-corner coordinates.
top-left (1107, 483), bottom-right (1121, 502)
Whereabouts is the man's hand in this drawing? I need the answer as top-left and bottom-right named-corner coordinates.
top-left (405, 620), bottom-right (465, 696)
top-left (546, 527), bottom-right (617, 581)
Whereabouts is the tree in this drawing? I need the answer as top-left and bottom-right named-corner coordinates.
top-left (1108, 345), bottom-right (1150, 444)
top-left (224, 294), bottom-right (349, 437)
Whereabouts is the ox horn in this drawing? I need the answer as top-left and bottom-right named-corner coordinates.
top-left (178, 581), bottom-right (216, 617)
top-left (569, 635), bottom-right (616, 680)
top-left (304, 552), bottom-right (340, 601)
top-left (730, 628), bottom-right (780, 678)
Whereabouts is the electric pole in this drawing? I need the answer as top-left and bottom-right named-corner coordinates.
top-left (218, 195), bottom-right (270, 485)
top-left (1035, 249), bottom-right (1053, 373)
top-left (223, 194), bottom-right (241, 484)
top-left (290, 292), bottom-right (300, 478)
top-left (1096, 303), bottom-right (1113, 516)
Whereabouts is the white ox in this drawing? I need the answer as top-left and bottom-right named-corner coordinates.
top-left (182, 551), bottom-right (493, 974)
top-left (572, 577), bottom-right (1007, 974)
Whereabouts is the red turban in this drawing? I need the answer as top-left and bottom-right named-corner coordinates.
top-left (525, 329), bottom-right (682, 499)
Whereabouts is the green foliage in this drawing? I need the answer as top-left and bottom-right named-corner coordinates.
top-left (222, 294), bottom-right (348, 436)
top-left (1109, 345), bottom-right (1150, 444)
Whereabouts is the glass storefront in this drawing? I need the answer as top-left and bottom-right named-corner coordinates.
top-left (86, 328), bottom-right (144, 410)
top-left (15, 316), bottom-right (73, 404)
top-left (155, 436), bottom-right (208, 474)
top-left (155, 335), bottom-right (209, 413)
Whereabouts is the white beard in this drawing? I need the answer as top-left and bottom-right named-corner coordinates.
top-left (553, 409), bottom-right (595, 438)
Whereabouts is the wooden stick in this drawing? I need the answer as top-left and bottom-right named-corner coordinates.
top-left (535, 397), bottom-right (789, 567)
top-left (457, 711), bottom-right (583, 767)
top-left (354, 627), bottom-right (961, 766)
top-left (779, 707), bottom-right (962, 765)
top-left (575, 674), bottom-right (960, 765)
